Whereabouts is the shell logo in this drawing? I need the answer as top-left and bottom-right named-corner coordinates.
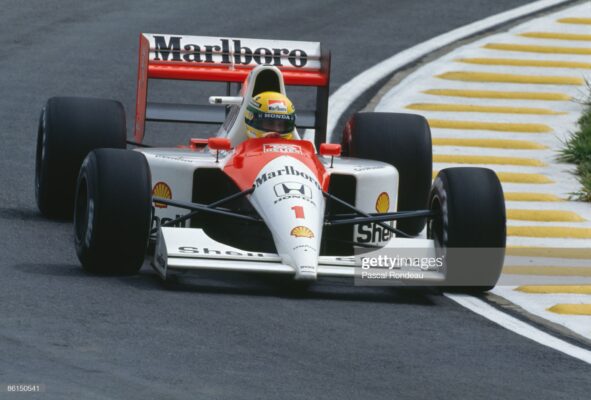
top-left (152, 182), bottom-right (172, 208)
top-left (375, 192), bottom-right (390, 213)
top-left (290, 226), bottom-right (314, 239)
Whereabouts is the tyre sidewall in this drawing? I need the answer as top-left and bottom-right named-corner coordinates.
top-left (74, 149), bottom-right (152, 274)
top-left (74, 152), bottom-right (102, 272)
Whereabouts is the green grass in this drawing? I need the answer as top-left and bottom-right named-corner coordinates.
top-left (559, 86), bottom-right (591, 201)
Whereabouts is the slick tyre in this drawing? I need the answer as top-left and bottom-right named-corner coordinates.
top-left (74, 149), bottom-right (152, 275)
top-left (35, 97), bottom-right (126, 219)
top-left (428, 168), bottom-right (506, 292)
top-left (344, 112), bottom-right (432, 236)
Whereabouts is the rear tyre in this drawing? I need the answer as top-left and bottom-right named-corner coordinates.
top-left (74, 149), bottom-right (152, 275)
top-left (35, 97), bottom-right (126, 219)
top-left (428, 168), bottom-right (506, 292)
top-left (344, 112), bottom-right (432, 236)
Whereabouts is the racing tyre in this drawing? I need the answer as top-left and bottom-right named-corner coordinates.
top-left (74, 149), bottom-right (152, 274)
top-left (35, 97), bottom-right (127, 219)
top-left (428, 168), bottom-right (506, 292)
top-left (344, 112), bottom-right (432, 236)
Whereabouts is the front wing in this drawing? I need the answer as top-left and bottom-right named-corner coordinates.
top-left (153, 227), bottom-right (445, 282)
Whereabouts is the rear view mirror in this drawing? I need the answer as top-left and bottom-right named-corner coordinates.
top-left (319, 143), bottom-right (341, 156)
top-left (208, 137), bottom-right (232, 163)
top-left (319, 143), bottom-right (341, 168)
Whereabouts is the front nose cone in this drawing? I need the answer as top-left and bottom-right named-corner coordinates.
top-left (273, 218), bottom-right (322, 281)
top-left (247, 157), bottom-right (325, 281)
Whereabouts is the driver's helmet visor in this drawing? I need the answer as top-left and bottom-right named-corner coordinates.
top-left (248, 112), bottom-right (295, 134)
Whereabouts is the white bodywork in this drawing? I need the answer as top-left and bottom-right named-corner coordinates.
top-left (248, 156), bottom-right (325, 280)
top-left (138, 64), bottom-right (438, 281)
top-left (142, 146), bottom-right (441, 281)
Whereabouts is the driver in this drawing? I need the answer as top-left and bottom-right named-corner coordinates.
top-left (244, 91), bottom-right (296, 139)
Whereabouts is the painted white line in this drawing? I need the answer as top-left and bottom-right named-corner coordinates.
top-left (492, 286), bottom-right (591, 338)
top-left (445, 293), bottom-right (591, 365)
top-left (327, 0), bottom-right (571, 142)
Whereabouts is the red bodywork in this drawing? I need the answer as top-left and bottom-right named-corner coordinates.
top-left (223, 138), bottom-right (330, 192)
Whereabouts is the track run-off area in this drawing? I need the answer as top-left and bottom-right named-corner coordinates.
top-left (365, 1), bottom-right (591, 351)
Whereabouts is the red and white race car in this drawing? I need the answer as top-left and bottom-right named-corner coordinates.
top-left (35, 34), bottom-right (506, 290)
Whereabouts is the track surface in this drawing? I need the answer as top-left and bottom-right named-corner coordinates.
top-left (1, 1), bottom-right (590, 399)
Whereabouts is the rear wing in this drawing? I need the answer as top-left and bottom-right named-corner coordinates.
top-left (135, 34), bottom-right (331, 148)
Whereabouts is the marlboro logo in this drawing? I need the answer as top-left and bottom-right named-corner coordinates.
top-left (254, 165), bottom-right (322, 191)
top-left (151, 36), bottom-right (309, 68)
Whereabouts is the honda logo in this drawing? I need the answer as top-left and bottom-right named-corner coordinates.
top-left (273, 182), bottom-right (312, 198)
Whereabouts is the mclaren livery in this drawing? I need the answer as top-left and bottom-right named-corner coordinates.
top-left (34, 34), bottom-right (506, 291)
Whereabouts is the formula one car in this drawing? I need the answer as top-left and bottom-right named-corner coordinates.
top-left (35, 34), bottom-right (506, 291)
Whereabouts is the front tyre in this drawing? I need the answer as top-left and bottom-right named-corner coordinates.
top-left (74, 149), bottom-right (152, 275)
top-left (428, 168), bottom-right (506, 292)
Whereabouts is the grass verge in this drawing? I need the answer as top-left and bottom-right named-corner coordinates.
top-left (560, 86), bottom-right (591, 202)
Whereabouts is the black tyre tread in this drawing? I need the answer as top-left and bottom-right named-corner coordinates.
top-left (429, 167), bottom-right (506, 291)
top-left (74, 149), bottom-right (152, 274)
top-left (36, 96), bottom-right (126, 218)
top-left (347, 112), bottom-right (432, 235)
top-left (440, 168), bottom-right (506, 248)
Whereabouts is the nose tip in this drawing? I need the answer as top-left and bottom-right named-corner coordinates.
top-left (295, 265), bottom-right (317, 280)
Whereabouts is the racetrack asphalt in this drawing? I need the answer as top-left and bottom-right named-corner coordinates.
top-left (1, 1), bottom-right (590, 399)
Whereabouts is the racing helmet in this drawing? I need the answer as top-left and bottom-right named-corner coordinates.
top-left (245, 91), bottom-right (295, 139)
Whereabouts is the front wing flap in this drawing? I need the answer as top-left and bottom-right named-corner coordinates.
top-left (153, 227), bottom-right (445, 282)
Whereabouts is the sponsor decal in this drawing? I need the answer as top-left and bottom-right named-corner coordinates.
top-left (375, 192), bottom-right (390, 213)
top-left (263, 144), bottom-right (302, 154)
top-left (353, 165), bottom-right (385, 172)
top-left (152, 214), bottom-right (187, 228)
top-left (152, 36), bottom-right (308, 68)
top-left (274, 182), bottom-right (312, 198)
top-left (356, 192), bottom-right (393, 244)
top-left (272, 181), bottom-right (317, 207)
top-left (291, 205), bottom-right (305, 219)
top-left (274, 194), bottom-right (316, 207)
top-left (178, 246), bottom-right (269, 258)
top-left (262, 113), bottom-right (293, 120)
top-left (356, 222), bottom-right (394, 244)
top-left (268, 100), bottom-right (287, 112)
top-left (255, 165), bottom-right (321, 190)
top-left (293, 244), bottom-right (317, 252)
top-left (291, 226), bottom-right (314, 239)
top-left (299, 265), bottom-right (316, 273)
top-left (152, 182), bottom-right (172, 208)
top-left (154, 154), bottom-right (193, 163)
